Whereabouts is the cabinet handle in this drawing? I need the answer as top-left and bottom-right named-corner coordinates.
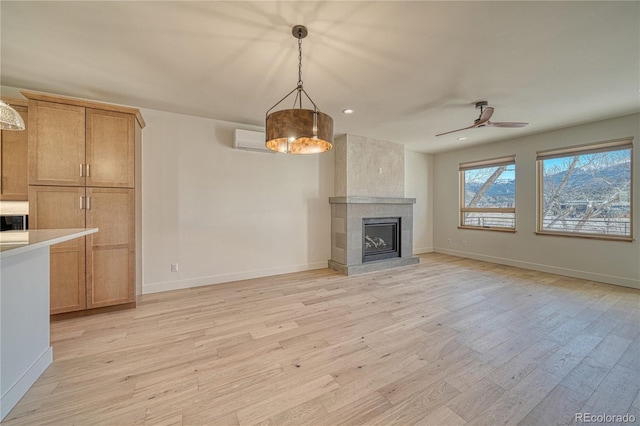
top-left (80, 164), bottom-right (84, 177)
top-left (86, 164), bottom-right (90, 177)
top-left (86, 196), bottom-right (91, 210)
top-left (79, 196), bottom-right (84, 210)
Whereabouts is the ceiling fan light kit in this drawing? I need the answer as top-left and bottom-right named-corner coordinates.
top-left (436, 101), bottom-right (528, 137)
top-left (265, 25), bottom-right (334, 154)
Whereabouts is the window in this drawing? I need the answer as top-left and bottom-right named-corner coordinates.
top-left (537, 138), bottom-right (632, 240)
top-left (459, 156), bottom-right (516, 231)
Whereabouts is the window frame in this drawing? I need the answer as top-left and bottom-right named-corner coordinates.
top-left (459, 155), bottom-right (517, 232)
top-left (536, 138), bottom-right (633, 242)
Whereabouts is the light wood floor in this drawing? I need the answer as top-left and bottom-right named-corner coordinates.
top-left (3, 253), bottom-right (640, 426)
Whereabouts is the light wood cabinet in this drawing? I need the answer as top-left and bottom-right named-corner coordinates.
top-left (86, 109), bottom-right (135, 188)
top-left (0, 102), bottom-right (29, 200)
top-left (29, 185), bottom-right (135, 313)
top-left (28, 102), bottom-right (136, 189)
top-left (23, 90), bottom-right (144, 316)
top-left (86, 187), bottom-right (135, 308)
top-left (28, 101), bottom-right (85, 187)
top-left (29, 186), bottom-right (86, 314)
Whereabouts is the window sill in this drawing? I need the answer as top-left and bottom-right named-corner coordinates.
top-left (458, 226), bottom-right (516, 233)
top-left (535, 231), bottom-right (633, 242)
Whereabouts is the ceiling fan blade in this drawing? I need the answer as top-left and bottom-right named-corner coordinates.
top-left (436, 103), bottom-right (527, 136)
top-left (488, 121), bottom-right (528, 128)
top-left (478, 106), bottom-right (494, 124)
top-left (436, 105), bottom-right (494, 136)
top-left (435, 124), bottom-right (477, 137)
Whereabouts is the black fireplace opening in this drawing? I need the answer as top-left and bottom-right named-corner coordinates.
top-left (362, 217), bottom-right (401, 262)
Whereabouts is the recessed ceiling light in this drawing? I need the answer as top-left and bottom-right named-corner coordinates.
top-left (457, 137), bottom-right (468, 141)
top-left (342, 108), bottom-right (354, 115)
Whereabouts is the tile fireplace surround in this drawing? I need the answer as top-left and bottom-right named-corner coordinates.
top-left (329, 196), bottom-right (419, 275)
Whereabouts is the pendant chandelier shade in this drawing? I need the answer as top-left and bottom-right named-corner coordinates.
top-left (266, 109), bottom-right (333, 154)
top-left (265, 25), bottom-right (333, 154)
top-left (0, 100), bottom-right (25, 131)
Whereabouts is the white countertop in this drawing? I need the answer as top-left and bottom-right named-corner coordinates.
top-left (0, 228), bottom-right (98, 259)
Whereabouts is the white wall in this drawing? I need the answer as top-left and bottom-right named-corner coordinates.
top-left (433, 113), bottom-right (640, 289)
top-left (406, 151), bottom-right (434, 254)
top-left (141, 108), bottom-right (334, 293)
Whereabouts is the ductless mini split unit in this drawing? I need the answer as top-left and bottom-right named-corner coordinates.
top-left (233, 129), bottom-right (272, 153)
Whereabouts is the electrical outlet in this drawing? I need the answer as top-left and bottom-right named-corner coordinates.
top-left (462, 241), bottom-right (467, 247)
top-left (447, 238), bottom-right (452, 245)
top-left (171, 263), bottom-right (179, 272)
top-left (310, 248), bottom-right (316, 256)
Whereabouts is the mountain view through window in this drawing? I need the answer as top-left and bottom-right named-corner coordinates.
top-left (461, 162), bottom-right (516, 229)
top-left (539, 147), bottom-right (631, 238)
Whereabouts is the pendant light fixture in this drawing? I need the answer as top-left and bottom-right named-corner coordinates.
top-left (0, 100), bottom-right (25, 130)
top-left (265, 25), bottom-right (333, 154)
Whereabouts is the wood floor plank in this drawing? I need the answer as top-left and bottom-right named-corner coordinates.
top-left (378, 345), bottom-right (476, 405)
top-left (559, 359), bottom-right (609, 398)
top-left (488, 338), bottom-right (560, 390)
top-left (478, 328), bottom-right (545, 367)
top-left (467, 327), bottom-right (518, 354)
top-left (467, 368), bottom-right (562, 425)
top-left (518, 384), bottom-right (589, 426)
top-left (611, 319), bottom-right (640, 340)
top-left (419, 405), bottom-right (467, 426)
top-left (582, 311), bottom-right (624, 339)
top-left (143, 411), bottom-right (183, 426)
top-left (584, 333), bottom-right (632, 369)
top-left (256, 399), bottom-right (328, 426)
top-left (443, 358), bottom-right (496, 392)
top-left (364, 327), bottom-right (430, 357)
top-left (320, 350), bottom-right (424, 413)
top-left (616, 336), bottom-right (640, 371)
top-left (542, 333), bottom-right (604, 379)
top-left (578, 364), bottom-right (640, 420)
top-left (369, 379), bottom-right (460, 425)
top-left (3, 253), bottom-right (639, 425)
top-left (235, 374), bottom-right (339, 426)
top-left (546, 308), bottom-right (603, 344)
top-left (446, 377), bottom-right (506, 422)
top-left (320, 392), bottom-right (393, 426)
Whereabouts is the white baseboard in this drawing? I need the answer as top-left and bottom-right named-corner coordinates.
top-left (434, 247), bottom-right (639, 290)
top-left (413, 247), bottom-right (434, 255)
top-left (143, 261), bottom-right (328, 294)
top-left (1, 347), bottom-right (52, 421)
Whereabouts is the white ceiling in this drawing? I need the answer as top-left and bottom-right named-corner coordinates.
top-left (1, 1), bottom-right (638, 153)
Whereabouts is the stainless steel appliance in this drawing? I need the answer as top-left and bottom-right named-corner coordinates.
top-left (1, 215), bottom-right (28, 231)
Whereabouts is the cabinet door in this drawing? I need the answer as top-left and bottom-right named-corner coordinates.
top-left (29, 186), bottom-right (87, 314)
top-left (86, 187), bottom-right (134, 308)
top-left (29, 101), bottom-right (85, 186)
top-left (86, 109), bottom-right (134, 188)
top-left (0, 106), bottom-right (29, 200)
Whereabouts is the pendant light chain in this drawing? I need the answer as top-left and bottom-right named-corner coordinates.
top-left (297, 33), bottom-right (303, 89)
top-left (297, 32), bottom-right (304, 109)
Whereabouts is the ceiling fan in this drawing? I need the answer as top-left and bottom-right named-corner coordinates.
top-left (436, 101), bottom-right (528, 137)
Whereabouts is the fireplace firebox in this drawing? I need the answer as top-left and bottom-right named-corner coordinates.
top-left (362, 217), bottom-right (400, 262)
